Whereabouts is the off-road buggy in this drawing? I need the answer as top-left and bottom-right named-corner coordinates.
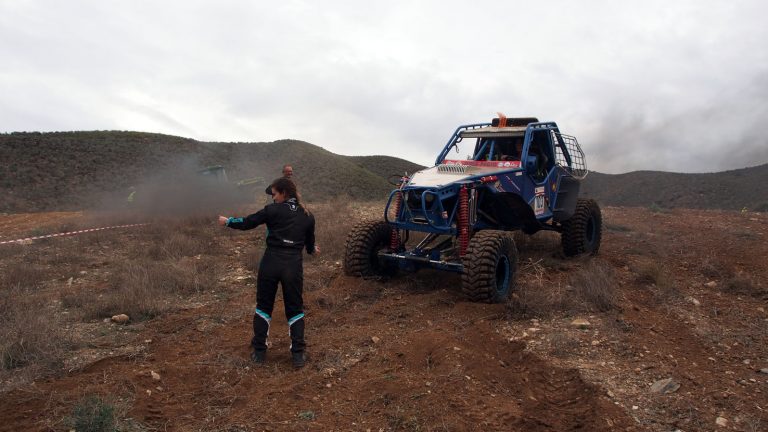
top-left (344, 115), bottom-right (602, 302)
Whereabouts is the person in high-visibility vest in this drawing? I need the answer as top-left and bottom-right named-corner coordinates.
top-left (126, 187), bottom-right (136, 204)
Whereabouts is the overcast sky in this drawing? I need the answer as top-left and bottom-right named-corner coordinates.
top-left (2, 1), bottom-right (767, 173)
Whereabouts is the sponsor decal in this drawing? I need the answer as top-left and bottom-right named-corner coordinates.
top-left (533, 186), bottom-right (547, 215)
top-left (443, 159), bottom-right (521, 168)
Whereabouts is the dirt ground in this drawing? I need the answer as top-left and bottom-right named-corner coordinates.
top-left (0, 211), bottom-right (83, 240)
top-left (0, 205), bottom-right (766, 431)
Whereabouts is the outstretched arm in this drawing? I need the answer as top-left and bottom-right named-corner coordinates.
top-left (218, 208), bottom-right (269, 230)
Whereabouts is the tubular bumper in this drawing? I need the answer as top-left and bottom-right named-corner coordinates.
top-left (384, 188), bottom-right (458, 234)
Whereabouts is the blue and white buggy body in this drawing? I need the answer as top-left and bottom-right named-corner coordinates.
top-left (344, 116), bottom-right (602, 303)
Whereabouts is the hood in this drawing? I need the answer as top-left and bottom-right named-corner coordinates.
top-left (407, 159), bottom-right (522, 188)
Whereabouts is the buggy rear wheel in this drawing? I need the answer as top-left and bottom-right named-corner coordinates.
top-left (343, 220), bottom-right (398, 277)
top-left (461, 230), bottom-right (518, 303)
top-left (561, 198), bottom-right (602, 256)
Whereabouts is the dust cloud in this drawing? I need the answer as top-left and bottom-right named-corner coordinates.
top-left (93, 155), bottom-right (270, 221)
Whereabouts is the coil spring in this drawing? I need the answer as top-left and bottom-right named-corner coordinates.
top-left (458, 186), bottom-right (469, 256)
top-left (390, 191), bottom-right (402, 250)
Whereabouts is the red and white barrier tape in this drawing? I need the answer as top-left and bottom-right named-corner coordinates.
top-left (0, 223), bottom-right (150, 245)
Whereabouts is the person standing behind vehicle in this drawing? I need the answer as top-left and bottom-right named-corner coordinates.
top-left (265, 164), bottom-right (294, 196)
top-left (219, 178), bottom-right (318, 368)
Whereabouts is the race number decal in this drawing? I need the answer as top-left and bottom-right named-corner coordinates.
top-left (534, 186), bottom-right (546, 215)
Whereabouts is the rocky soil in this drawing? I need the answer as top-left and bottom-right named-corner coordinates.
top-left (0, 205), bottom-right (766, 431)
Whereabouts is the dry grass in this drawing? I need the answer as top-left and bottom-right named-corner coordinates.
top-left (633, 260), bottom-right (680, 303)
top-left (310, 196), bottom-right (358, 261)
top-left (42, 250), bottom-right (91, 267)
top-left (0, 243), bottom-right (23, 260)
top-left (604, 222), bottom-right (632, 232)
top-left (69, 229), bottom-right (115, 248)
top-left (148, 232), bottom-right (209, 260)
top-left (0, 262), bottom-right (48, 290)
top-left (0, 285), bottom-right (70, 370)
top-left (243, 246), bottom-right (264, 274)
top-left (139, 221), bottom-right (218, 260)
top-left (507, 260), bottom-right (618, 318)
top-left (722, 273), bottom-right (765, 297)
top-left (568, 261), bottom-right (618, 312)
top-left (513, 230), bottom-right (561, 252)
top-left (548, 332), bottom-right (581, 357)
top-left (699, 257), bottom-right (734, 279)
top-left (62, 258), bottom-right (218, 321)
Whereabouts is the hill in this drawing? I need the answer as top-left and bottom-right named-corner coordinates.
top-left (3, 130), bottom-right (766, 213)
top-left (582, 164), bottom-right (768, 211)
top-left (0, 131), bottom-right (424, 212)
top-left (346, 155), bottom-right (424, 180)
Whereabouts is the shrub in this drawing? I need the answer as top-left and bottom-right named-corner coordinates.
top-left (68, 395), bottom-right (116, 432)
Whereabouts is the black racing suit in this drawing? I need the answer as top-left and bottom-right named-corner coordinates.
top-left (226, 198), bottom-right (315, 355)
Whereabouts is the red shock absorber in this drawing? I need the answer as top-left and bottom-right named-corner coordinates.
top-left (390, 191), bottom-right (402, 251)
top-left (458, 185), bottom-right (470, 256)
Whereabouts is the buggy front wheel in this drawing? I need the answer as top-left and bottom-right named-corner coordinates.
top-left (461, 230), bottom-right (518, 303)
top-left (343, 220), bottom-right (398, 277)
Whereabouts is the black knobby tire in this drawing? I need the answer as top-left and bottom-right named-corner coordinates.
top-left (461, 230), bottom-right (518, 303)
top-left (343, 220), bottom-right (397, 277)
top-left (561, 198), bottom-right (602, 257)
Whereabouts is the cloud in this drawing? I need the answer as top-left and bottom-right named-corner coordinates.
top-left (1, 0), bottom-right (767, 173)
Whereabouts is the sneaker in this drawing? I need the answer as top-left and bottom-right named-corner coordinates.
top-left (291, 351), bottom-right (307, 369)
top-left (250, 350), bottom-right (266, 365)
